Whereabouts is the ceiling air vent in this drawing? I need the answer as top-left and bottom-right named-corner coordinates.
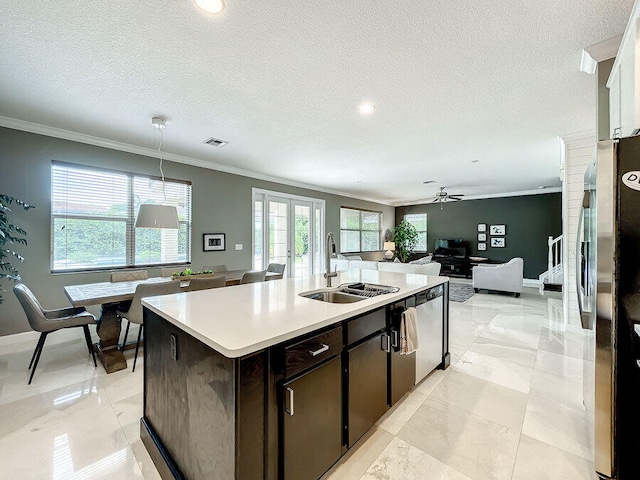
top-left (204, 137), bottom-right (229, 148)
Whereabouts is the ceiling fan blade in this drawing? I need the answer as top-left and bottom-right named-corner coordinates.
top-left (449, 195), bottom-right (463, 199)
top-left (450, 194), bottom-right (465, 197)
top-left (450, 197), bottom-right (462, 201)
top-left (431, 198), bottom-right (440, 203)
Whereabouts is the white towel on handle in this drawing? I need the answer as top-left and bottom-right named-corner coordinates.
top-left (400, 307), bottom-right (419, 355)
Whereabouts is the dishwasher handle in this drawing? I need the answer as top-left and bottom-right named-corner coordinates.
top-left (416, 286), bottom-right (443, 305)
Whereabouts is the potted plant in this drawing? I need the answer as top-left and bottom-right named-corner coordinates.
top-left (171, 268), bottom-right (217, 280)
top-left (0, 194), bottom-right (34, 303)
top-left (393, 220), bottom-right (418, 263)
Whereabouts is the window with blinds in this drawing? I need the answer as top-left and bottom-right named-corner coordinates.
top-left (51, 161), bottom-right (192, 272)
top-left (339, 207), bottom-right (382, 253)
top-left (404, 213), bottom-right (427, 251)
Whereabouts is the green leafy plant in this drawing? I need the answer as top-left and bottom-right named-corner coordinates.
top-left (173, 268), bottom-right (213, 277)
top-left (0, 194), bottom-right (34, 303)
top-left (393, 220), bottom-right (418, 263)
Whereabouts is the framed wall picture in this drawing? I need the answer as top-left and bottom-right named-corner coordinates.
top-left (490, 225), bottom-right (506, 235)
top-left (203, 233), bottom-right (225, 251)
top-left (491, 237), bottom-right (505, 248)
top-left (478, 233), bottom-right (486, 241)
top-left (478, 242), bottom-right (487, 251)
top-left (478, 223), bottom-right (487, 232)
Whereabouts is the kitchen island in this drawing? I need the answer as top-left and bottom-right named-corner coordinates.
top-left (140, 269), bottom-right (449, 480)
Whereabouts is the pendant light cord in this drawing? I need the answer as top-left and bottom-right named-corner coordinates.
top-left (155, 127), bottom-right (168, 204)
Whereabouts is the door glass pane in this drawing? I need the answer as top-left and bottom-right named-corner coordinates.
top-left (315, 207), bottom-right (322, 273)
top-left (294, 204), bottom-right (311, 278)
top-left (254, 200), bottom-right (263, 269)
top-left (269, 200), bottom-right (288, 266)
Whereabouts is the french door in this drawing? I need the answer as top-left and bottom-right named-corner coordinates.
top-left (252, 189), bottom-right (325, 278)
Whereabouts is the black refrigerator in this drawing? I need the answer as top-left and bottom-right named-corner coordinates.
top-left (579, 136), bottom-right (640, 479)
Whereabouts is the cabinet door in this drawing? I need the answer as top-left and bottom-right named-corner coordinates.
top-left (390, 349), bottom-right (416, 406)
top-left (348, 334), bottom-right (388, 446)
top-left (282, 356), bottom-right (342, 480)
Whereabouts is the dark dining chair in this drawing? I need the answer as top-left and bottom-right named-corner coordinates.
top-left (117, 280), bottom-right (181, 372)
top-left (240, 270), bottom-right (267, 284)
top-left (13, 283), bottom-right (97, 385)
top-left (186, 276), bottom-right (226, 291)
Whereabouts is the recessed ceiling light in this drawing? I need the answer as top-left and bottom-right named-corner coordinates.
top-left (194, 0), bottom-right (225, 15)
top-left (358, 102), bottom-right (376, 115)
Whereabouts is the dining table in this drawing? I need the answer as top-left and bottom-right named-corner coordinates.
top-left (63, 269), bottom-right (280, 373)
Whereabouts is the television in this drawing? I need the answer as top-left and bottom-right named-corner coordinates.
top-left (434, 239), bottom-right (469, 258)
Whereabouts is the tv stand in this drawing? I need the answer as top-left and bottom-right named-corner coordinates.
top-left (438, 258), bottom-right (471, 278)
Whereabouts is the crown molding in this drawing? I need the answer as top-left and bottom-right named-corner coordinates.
top-left (559, 130), bottom-right (596, 144)
top-left (607, 1), bottom-right (640, 88)
top-left (0, 115), bottom-right (392, 206)
top-left (581, 35), bottom-right (623, 75)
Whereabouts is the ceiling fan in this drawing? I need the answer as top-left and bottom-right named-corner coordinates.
top-left (431, 186), bottom-right (464, 208)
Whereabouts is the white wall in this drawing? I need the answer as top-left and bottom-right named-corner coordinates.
top-left (561, 132), bottom-right (596, 328)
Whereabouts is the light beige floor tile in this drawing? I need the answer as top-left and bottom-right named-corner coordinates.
top-left (450, 304), bottom-right (501, 325)
top-left (488, 314), bottom-right (544, 335)
top-left (414, 368), bottom-right (449, 396)
top-left (361, 436), bottom-right (471, 480)
top-left (398, 398), bottom-right (520, 480)
top-left (478, 325), bottom-right (541, 351)
top-left (0, 377), bottom-right (108, 440)
top-left (529, 367), bottom-right (584, 410)
top-left (448, 345), bottom-right (466, 367)
top-left (112, 391), bottom-right (144, 444)
top-left (469, 336), bottom-right (537, 367)
top-left (453, 350), bottom-right (534, 394)
top-left (449, 318), bottom-right (486, 348)
top-left (522, 392), bottom-right (592, 460)
top-left (534, 350), bottom-right (584, 379)
top-left (537, 327), bottom-right (587, 360)
top-left (322, 427), bottom-right (394, 480)
top-left (512, 435), bottom-right (597, 480)
top-left (0, 404), bottom-right (136, 478)
top-left (377, 389), bottom-right (428, 435)
top-left (430, 370), bottom-right (528, 430)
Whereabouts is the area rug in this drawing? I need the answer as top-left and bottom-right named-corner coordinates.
top-left (449, 282), bottom-right (475, 302)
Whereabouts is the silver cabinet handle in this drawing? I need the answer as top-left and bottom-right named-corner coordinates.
top-left (391, 329), bottom-right (399, 348)
top-left (285, 387), bottom-right (294, 416)
top-left (381, 334), bottom-right (391, 353)
top-left (308, 344), bottom-right (329, 356)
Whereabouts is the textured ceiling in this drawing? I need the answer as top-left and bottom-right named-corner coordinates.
top-left (0, 0), bottom-right (634, 205)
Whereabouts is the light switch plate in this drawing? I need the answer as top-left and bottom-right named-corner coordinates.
top-left (235, 244), bottom-right (243, 250)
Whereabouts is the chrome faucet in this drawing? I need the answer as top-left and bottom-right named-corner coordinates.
top-left (324, 232), bottom-right (338, 287)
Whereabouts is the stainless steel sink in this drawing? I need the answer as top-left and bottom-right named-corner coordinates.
top-left (300, 290), bottom-right (365, 303)
top-left (300, 283), bottom-right (400, 303)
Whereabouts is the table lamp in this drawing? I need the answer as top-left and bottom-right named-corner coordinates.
top-left (383, 242), bottom-right (395, 260)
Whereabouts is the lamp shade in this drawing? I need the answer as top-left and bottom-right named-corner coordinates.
top-left (383, 242), bottom-right (395, 251)
top-left (135, 204), bottom-right (179, 229)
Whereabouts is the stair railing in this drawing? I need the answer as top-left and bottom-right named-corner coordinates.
top-left (547, 235), bottom-right (563, 283)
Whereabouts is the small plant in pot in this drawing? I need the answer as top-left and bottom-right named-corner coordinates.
top-left (393, 220), bottom-right (418, 263)
top-left (0, 194), bottom-right (34, 304)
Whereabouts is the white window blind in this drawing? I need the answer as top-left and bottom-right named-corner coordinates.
top-left (340, 207), bottom-right (382, 253)
top-left (405, 213), bottom-right (427, 251)
top-left (51, 161), bottom-right (191, 272)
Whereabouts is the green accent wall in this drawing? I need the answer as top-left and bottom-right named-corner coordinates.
top-left (0, 127), bottom-right (394, 336)
top-left (396, 193), bottom-right (562, 279)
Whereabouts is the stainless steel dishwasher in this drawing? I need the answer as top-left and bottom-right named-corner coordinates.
top-left (415, 285), bottom-right (444, 383)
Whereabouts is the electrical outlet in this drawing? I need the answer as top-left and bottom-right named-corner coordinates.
top-left (235, 244), bottom-right (243, 250)
top-left (170, 334), bottom-right (178, 361)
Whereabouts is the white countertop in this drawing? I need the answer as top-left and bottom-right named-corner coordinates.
top-left (142, 269), bottom-right (449, 358)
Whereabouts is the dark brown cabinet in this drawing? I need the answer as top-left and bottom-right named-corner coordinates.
top-left (347, 333), bottom-right (388, 446)
top-left (388, 301), bottom-right (417, 406)
top-left (281, 356), bottom-right (342, 480)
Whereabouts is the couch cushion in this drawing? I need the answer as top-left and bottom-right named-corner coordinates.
top-left (349, 260), bottom-right (379, 270)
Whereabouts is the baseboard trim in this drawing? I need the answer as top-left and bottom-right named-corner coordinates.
top-left (523, 278), bottom-right (542, 287)
top-left (0, 330), bottom-right (39, 347)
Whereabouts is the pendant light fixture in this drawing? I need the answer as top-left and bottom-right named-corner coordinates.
top-left (134, 117), bottom-right (180, 229)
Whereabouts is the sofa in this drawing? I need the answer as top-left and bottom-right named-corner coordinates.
top-left (472, 257), bottom-right (524, 297)
top-left (330, 258), bottom-right (442, 276)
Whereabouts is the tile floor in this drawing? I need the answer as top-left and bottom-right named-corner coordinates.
top-left (0, 286), bottom-right (595, 479)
